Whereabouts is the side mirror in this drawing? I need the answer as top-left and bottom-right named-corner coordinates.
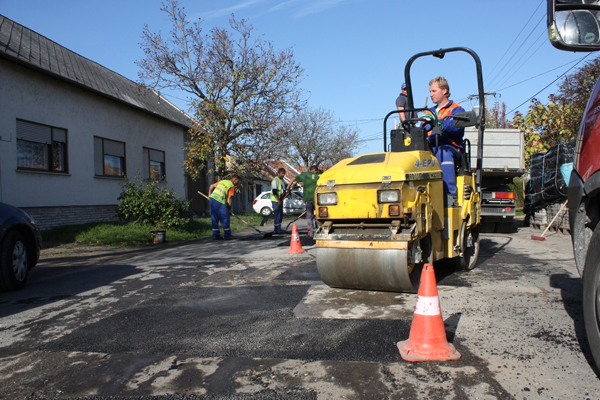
top-left (452, 111), bottom-right (478, 128)
top-left (548, 0), bottom-right (600, 51)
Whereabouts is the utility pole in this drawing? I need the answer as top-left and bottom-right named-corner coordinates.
top-left (468, 92), bottom-right (498, 111)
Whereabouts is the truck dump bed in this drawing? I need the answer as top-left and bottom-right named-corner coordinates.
top-left (464, 127), bottom-right (524, 176)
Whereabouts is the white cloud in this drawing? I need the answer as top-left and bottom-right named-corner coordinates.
top-left (198, 0), bottom-right (270, 20)
top-left (292, 0), bottom-right (347, 18)
top-left (199, 0), bottom-right (350, 21)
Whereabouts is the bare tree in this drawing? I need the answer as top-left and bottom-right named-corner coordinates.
top-left (486, 101), bottom-right (513, 129)
top-left (137, 1), bottom-right (305, 179)
top-left (275, 108), bottom-right (361, 171)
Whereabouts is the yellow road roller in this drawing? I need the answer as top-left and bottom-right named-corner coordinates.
top-left (314, 47), bottom-right (485, 293)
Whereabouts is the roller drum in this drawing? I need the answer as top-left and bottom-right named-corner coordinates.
top-left (316, 247), bottom-right (421, 293)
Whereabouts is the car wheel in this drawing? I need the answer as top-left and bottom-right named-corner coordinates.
top-left (0, 231), bottom-right (30, 291)
top-left (260, 207), bottom-right (272, 216)
top-left (583, 224), bottom-right (600, 368)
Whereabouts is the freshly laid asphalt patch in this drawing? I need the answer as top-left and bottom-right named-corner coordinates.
top-left (275, 263), bottom-right (321, 282)
top-left (41, 284), bottom-right (412, 363)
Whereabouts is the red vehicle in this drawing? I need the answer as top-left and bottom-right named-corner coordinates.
top-left (548, 0), bottom-right (600, 367)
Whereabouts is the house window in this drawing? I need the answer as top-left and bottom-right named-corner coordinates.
top-left (143, 148), bottom-right (165, 180)
top-left (94, 137), bottom-right (126, 177)
top-left (17, 119), bottom-right (67, 172)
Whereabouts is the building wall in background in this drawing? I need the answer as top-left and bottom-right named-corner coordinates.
top-left (0, 59), bottom-right (187, 228)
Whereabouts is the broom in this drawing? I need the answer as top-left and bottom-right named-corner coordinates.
top-left (531, 200), bottom-right (568, 241)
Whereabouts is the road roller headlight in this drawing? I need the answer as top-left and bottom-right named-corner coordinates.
top-left (318, 207), bottom-right (329, 217)
top-left (318, 192), bottom-right (338, 205)
top-left (378, 189), bottom-right (400, 203)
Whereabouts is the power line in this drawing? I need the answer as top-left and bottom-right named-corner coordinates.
top-left (489, 31), bottom-right (547, 93)
top-left (507, 52), bottom-right (596, 115)
top-left (360, 130), bottom-right (384, 141)
top-left (337, 118), bottom-right (381, 124)
top-left (486, 13), bottom-right (546, 89)
top-left (496, 57), bottom-right (584, 93)
top-left (357, 137), bottom-right (382, 143)
top-left (453, 56), bottom-right (588, 108)
top-left (485, 0), bottom-right (544, 82)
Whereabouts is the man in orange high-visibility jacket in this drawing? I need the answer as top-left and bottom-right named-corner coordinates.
top-left (208, 175), bottom-right (240, 240)
top-left (422, 76), bottom-right (465, 203)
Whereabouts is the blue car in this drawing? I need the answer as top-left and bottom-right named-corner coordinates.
top-left (0, 202), bottom-right (42, 291)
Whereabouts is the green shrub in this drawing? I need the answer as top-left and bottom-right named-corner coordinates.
top-left (509, 177), bottom-right (525, 209)
top-left (116, 175), bottom-right (191, 229)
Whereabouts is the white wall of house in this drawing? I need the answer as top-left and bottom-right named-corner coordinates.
top-left (0, 59), bottom-right (187, 210)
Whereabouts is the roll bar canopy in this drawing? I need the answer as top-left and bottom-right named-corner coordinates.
top-left (403, 47), bottom-right (486, 186)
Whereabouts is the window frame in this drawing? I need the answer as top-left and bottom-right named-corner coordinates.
top-left (94, 136), bottom-right (127, 178)
top-left (142, 147), bottom-right (166, 181)
top-left (16, 119), bottom-right (69, 173)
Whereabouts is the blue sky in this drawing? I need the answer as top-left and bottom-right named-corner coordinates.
top-left (1, 0), bottom-right (591, 155)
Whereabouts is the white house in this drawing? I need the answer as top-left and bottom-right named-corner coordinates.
top-left (0, 14), bottom-right (199, 230)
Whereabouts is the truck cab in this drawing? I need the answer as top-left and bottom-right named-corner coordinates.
top-left (547, 0), bottom-right (600, 368)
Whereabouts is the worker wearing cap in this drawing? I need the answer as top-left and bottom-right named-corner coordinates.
top-left (422, 76), bottom-right (465, 201)
top-left (270, 168), bottom-right (287, 234)
top-left (396, 83), bottom-right (416, 122)
top-left (208, 175), bottom-right (240, 240)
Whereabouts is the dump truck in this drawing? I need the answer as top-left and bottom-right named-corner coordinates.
top-left (464, 127), bottom-right (524, 233)
top-left (313, 47), bottom-right (485, 293)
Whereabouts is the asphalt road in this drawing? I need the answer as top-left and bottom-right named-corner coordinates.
top-left (0, 220), bottom-right (598, 400)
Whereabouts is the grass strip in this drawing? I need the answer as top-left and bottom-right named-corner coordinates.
top-left (41, 213), bottom-right (277, 248)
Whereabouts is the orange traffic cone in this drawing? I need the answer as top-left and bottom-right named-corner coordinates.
top-left (287, 224), bottom-right (305, 254)
top-left (397, 263), bottom-right (460, 361)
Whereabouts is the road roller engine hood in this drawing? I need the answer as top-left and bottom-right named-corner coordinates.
top-left (315, 151), bottom-right (444, 224)
top-left (319, 152), bottom-right (441, 185)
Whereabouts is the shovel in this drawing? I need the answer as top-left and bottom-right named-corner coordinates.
top-left (281, 191), bottom-right (307, 231)
top-left (285, 211), bottom-right (306, 231)
top-left (198, 191), bottom-right (273, 238)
